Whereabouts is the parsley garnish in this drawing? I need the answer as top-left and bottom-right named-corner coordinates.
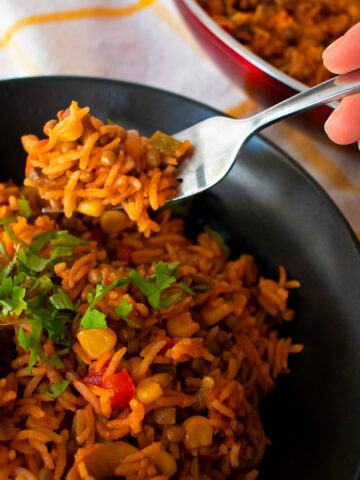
top-left (44, 380), bottom-right (70, 399)
top-left (17, 196), bottom-right (32, 219)
top-left (48, 353), bottom-right (64, 369)
top-left (80, 277), bottom-right (130, 330)
top-left (114, 298), bottom-right (140, 328)
top-left (49, 289), bottom-right (75, 310)
top-left (204, 226), bottom-right (230, 255)
top-left (129, 261), bottom-right (190, 310)
top-left (0, 277), bottom-right (26, 317)
top-left (81, 309), bottom-right (107, 330)
top-left (18, 322), bottom-right (46, 372)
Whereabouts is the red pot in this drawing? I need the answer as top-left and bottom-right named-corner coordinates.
top-left (176, 0), bottom-right (333, 125)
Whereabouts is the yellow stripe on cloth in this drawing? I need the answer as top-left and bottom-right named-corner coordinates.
top-left (0, 0), bottom-right (155, 48)
top-left (279, 123), bottom-right (360, 195)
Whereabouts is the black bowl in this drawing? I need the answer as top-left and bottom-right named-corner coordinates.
top-left (0, 76), bottom-right (359, 480)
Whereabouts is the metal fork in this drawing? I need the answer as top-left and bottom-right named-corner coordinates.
top-left (42, 69), bottom-right (360, 214)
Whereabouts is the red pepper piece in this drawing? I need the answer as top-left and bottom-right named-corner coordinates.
top-left (116, 245), bottom-right (133, 264)
top-left (101, 369), bottom-right (135, 409)
top-left (158, 336), bottom-right (174, 355)
top-left (81, 363), bottom-right (108, 386)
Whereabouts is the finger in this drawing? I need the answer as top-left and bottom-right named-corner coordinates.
top-left (323, 22), bottom-right (360, 74)
top-left (324, 93), bottom-right (360, 145)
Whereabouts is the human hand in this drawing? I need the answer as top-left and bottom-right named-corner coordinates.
top-left (323, 22), bottom-right (360, 146)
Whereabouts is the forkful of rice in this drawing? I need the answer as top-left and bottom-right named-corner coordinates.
top-left (23, 68), bottom-right (360, 235)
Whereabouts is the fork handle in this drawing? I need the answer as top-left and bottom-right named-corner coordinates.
top-left (251, 69), bottom-right (360, 131)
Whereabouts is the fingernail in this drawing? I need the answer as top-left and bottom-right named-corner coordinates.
top-left (324, 108), bottom-right (340, 133)
top-left (325, 36), bottom-right (344, 52)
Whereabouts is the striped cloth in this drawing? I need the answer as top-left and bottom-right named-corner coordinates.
top-left (0, 0), bottom-right (359, 235)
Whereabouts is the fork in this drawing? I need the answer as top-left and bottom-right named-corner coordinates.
top-left (171, 68), bottom-right (360, 202)
top-left (42, 68), bottom-right (360, 214)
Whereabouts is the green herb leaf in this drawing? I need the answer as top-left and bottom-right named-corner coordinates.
top-left (49, 289), bottom-right (75, 311)
top-left (80, 308), bottom-right (107, 330)
top-left (114, 298), bottom-right (140, 328)
top-left (57, 347), bottom-right (69, 356)
top-left (0, 241), bottom-right (9, 260)
top-left (18, 196), bottom-right (32, 219)
top-left (175, 281), bottom-right (195, 296)
top-left (18, 326), bottom-right (30, 349)
top-left (0, 216), bottom-right (18, 226)
top-left (0, 277), bottom-right (27, 317)
top-left (16, 247), bottom-right (49, 272)
top-left (4, 225), bottom-right (28, 248)
top-left (107, 118), bottom-right (115, 125)
top-left (27, 320), bottom-right (46, 372)
top-left (48, 354), bottom-right (64, 369)
top-left (43, 310), bottom-right (73, 347)
top-left (130, 261), bottom-right (182, 310)
top-left (204, 226), bottom-right (230, 255)
top-left (87, 277), bottom-right (130, 309)
top-left (44, 380), bottom-right (70, 399)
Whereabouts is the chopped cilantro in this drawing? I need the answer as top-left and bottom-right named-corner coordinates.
top-left (57, 347), bottom-right (69, 356)
top-left (49, 289), bottom-right (75, 310)
top-left (204, 226), bottom-right (230, 255)
top-left (44, 380), bottom-right (70, 399)
top-left (43, 310), bottom-right (73, 347)
top-left (20, 320), bottom-right (46, 372)
top-left (175, 281), bottom-right (195, 296)
top-left (4, 225), bottom-right (28, 248)
top-left (18, 326), bottom-right (30, 349)
top-left (18, 196), bottom-right (32, 219)
top-left (0, 277), bottom-right (26, 317)
top-left (87, 277), bottom-right (129, 309)
top-left (0, 241), bottom-right (9, 260)
top-left (114, 298), bottom-right (140, 328)
top-left (129, 261), bottom-right (188, 310)
top-left (80, 308), bottom-right (107, 330)
top-left (0, 216), bottom-right (18, 226)
top-left (48, 354), bottom-right (64, 369)
top-left (17, 247), bottom-right (49, 272)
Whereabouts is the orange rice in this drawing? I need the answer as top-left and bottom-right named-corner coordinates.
top-left (197, 0), bottom-right (360, 86)
top-left (22, 101), bottom-right (191, 237)
top-left (0, 106), bottom-right (303, 479)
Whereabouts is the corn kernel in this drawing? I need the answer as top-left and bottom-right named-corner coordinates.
top-left (77, 199), bottom-right (105, 217)
top-left (136, 377), bottom-right (163, 404)
top-left (100, 210), bottom-right (128, 234)
top-left (182, 416), bottom-right (213, 450)
top-left (101, 150), bottom-right (117, 166)
top-left (154, 449), bottom-right (177, 477)
top-left (77, 327), bottom-right (116, 360)
top-left (201, 303), bottom-right (232, 326)
top-left (167, 312), bottom-right (200, 338)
